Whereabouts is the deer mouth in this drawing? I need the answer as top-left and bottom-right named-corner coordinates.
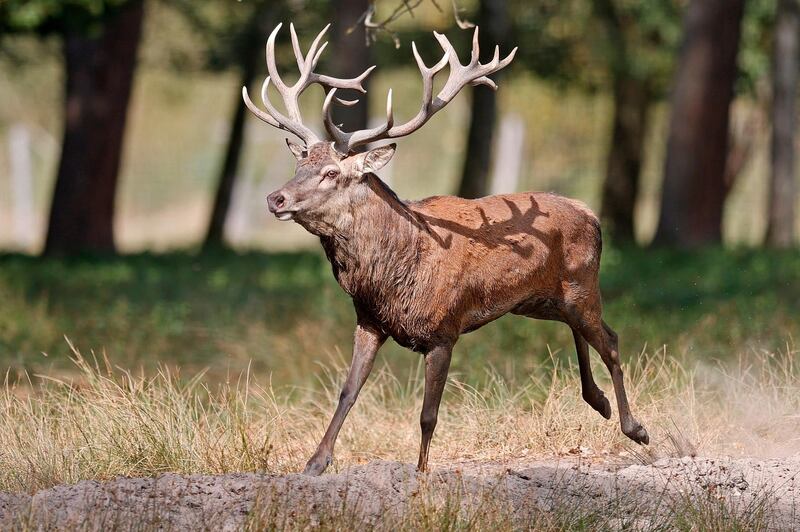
top-left (275, 211), bottom-right (294, 221)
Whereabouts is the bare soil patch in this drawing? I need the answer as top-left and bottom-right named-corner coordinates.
top-left (1, 456), bottom-right (798, 530)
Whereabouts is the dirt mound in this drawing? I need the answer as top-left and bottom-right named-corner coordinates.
top-left (1, 457), bottom-right (798, 530)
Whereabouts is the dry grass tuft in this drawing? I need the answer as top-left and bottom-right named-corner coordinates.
top-left (0, 341), bottom-right (798, 495)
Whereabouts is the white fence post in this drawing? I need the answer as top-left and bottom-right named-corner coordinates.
top-left (8, 124), bottom-right (36, 249)
top-left (489, 114), bottom-right (526, 195)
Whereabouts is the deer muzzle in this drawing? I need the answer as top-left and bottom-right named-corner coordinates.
top-left (267, 190), bottom-right (294, 221)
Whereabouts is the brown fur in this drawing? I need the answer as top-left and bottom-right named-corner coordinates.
top-left (322, 178), bottom-right (602, 352)
top-left (266, 142), bottom-right (649, 476)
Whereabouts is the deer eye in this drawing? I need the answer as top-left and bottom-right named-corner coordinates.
top-left (324, 169), bottom-right (339, 179)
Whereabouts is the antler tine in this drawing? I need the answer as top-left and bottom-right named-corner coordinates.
top-left (313, 65), bottom-right (375, 94)
top-left (470, 45), bottom-right (500, 89)
top-left (471, 46), bottom-right (516, 89)
top-left (250, 22), bottom-right (368, 146)
top-left (336, 97), bottom-right (360, 107)
top-left (291, 23), bottom-right (375, 93)
top-left (435, 31), bottom-right (516, 104)
top-left (301, 24), bottom-right (330, 77)
top-left (491, 45), bottom-right (500, 66)
top-left (472, 76), bottom-right (498, 90)
top-left (260, 23), bottom-right (331, 128)
top-left (411, 42), bottom-right (449, 108)
top-left (324, 87), bottom-right (395, 152)
top-left (412, 41), bottom-right (450, 78)
top-left (331, 27), bottom-right (515, 153)
top-left (347, 89), bottom-right (394, 148)
top-left (242, 86), bottom-right (280, 128)
top-left (265, 24), bottom-right (288, 93)
top-left (259, 77), bottom-right (321, 143)
top-left (322, 89), bottom-right (350, 150)
top-left (503, 47), bottom-right (518, 67)
top-left (385, 89), bottom-right (394, 126)
top-left (260, 77), bottom-right (284, 120)
top-left (289, 23), bottom-right (304, 71)
top-left (470, 26), bottom-right (480, 65)
top-left (433, 31), bottom-right (461, 71)
top-left (288, 23), bottom-right (332, 77)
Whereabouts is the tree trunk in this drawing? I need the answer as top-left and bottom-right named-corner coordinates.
top-left (457, 0), bottom-right (508, 199)
top-left (653, 0), bottom-right (745, 248)
top-left (766, 0), bottom-right (799, 248)
top-left (44, 1), bottom-right (144, 256)
top-left (594, 0), bottom-right (651, 243)
top-left (202, 38), bottom-right (261, 250)
top-left (600, 76), bottom-right (651, 242)
top-left (330, 0), bottom-right (371, 132)
top-left (458, 86), bottom-right (497, 199)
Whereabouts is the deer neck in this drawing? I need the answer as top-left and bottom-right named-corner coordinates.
top-left (319, 174), bottom-right (424, 297)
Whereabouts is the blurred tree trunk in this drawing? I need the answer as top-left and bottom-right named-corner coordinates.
top-left (44, 0), bottom-right (144, 256)
top-left (653, 0), bottom-right (745, 247)
top-left (202, 60), bottom-right (257, 251)
top-left (203, 8), bottom-right (274, 251)
top-left (601, 78), bottom-right (650, 242)
top-left (330, 0), bottom-right (371, 132)
top-left (766, 0), bottom-right (799, 248)
top-left (457, 0), bottom-right (508, 199)
top-left (595, 0), bottom-right (651, 243)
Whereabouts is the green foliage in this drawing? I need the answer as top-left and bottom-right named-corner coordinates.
top-left (506, 0), bottom-right (684, 95)
top-left (0, 0), bottom-right (136, 35)
top-left (164, 0), bottom-right (341, 73)
top-left (1, 247), bottom-right (797, 386)
top-left (738, 0), bottom-right (776, 95)
top-left (504, 0), bottom-right (774, 98)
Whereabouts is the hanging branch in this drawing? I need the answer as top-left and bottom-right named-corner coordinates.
top-left (355, 0), bottom-right (472, 48)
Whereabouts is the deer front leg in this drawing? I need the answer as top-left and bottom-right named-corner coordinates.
top-left (303, 322), bottom-right (386, 476)
top-left (417, 344), bottom-right (452, 473)
top-left (572, 327), bottom-right (612, 419)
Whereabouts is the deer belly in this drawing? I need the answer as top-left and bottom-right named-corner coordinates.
top-left (461, 299), bottom-right (520, 334)
top-left (385, 322), bottom-right (455, 353)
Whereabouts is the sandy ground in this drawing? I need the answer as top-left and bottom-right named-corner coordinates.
top-left (0, 456), bottom-right (798, 530)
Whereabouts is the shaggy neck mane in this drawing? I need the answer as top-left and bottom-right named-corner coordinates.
top-left (319, 174), bottom-right (426, 298)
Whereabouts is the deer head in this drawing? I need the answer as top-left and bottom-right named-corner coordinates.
top-left (244, 23), bottom-right (516, 230)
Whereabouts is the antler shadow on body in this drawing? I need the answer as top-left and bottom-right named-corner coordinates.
top-left (244, 23), bottom-right (649, 477)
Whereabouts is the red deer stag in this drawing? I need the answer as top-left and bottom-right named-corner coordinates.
top-left (244, 23), bottom-right (649, 476)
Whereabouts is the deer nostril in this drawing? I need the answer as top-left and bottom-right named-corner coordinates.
top-left (267, 192), bottom-right (288, 213)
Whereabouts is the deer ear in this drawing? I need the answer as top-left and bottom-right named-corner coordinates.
top-left (357, 143), bottom-right (396, 175)
top-left (285, 139), bottom-right (307, 161)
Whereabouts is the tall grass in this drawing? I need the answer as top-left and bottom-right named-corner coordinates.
top-left (1, 340), bottom-right (797, 495)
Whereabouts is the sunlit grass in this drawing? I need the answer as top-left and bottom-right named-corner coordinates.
top-left (1, 339), bottom-right (797, 496)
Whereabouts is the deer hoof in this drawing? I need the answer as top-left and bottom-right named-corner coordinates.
top-left (585, 390), bottom-right (612, 420)
top-left (623, 422), bottom-right (650, 445)
top-left (595, 395), bottom-right (612, 420)
top-left (303, 454), bottom-right (332, 476)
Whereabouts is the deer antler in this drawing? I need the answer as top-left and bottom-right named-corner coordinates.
top-left (323, 26), bottom-right (517, 154)
top-left (243, 23), bottom-right (375, 146)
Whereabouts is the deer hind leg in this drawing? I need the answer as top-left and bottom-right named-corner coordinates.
top-left (303, 322), bottom-right (386, 476)
top-left (580, 317), bottom-right (649, 444)
top-left (513, 299), bottom-right (611, 420)
top-left (417, 343), bottom-right (452, 473)
top-left (572, 327), bottom-right (612, 419)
